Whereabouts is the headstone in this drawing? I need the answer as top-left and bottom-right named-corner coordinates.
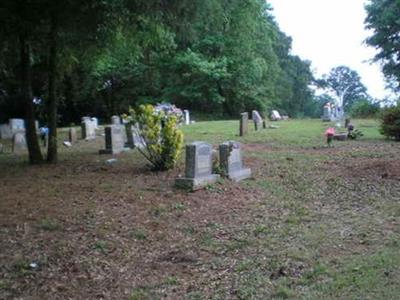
top-left (0, 143), bottom-right (3, 153)
top-left (240, 112), bottom-right (249, 136)
top-left (322, 104), bottom-right (332, 122)
top-left (12, 132), bottom-right (27, 153)
top-left (35, 120), bottom-right (39, 131)
top-left (271, 110), bottom-right (282, 121)
top-left (111, 115), bottom-right (121, 125)
top-left (125, 124), bottom-right (135, 149)
top-left (175, 142), bottom-right (220, 191)
top-left (344, 118), bottom-right (350, 128)
top-left (81, 120), bottom-right (96, 140)
top-left (69, 128), bottom-right (77, 143)
top-left (252, 110), bottom-right (263, 131)
top-left (183, 110), bottom-right (190, 125)
top-left (91, 117), bottom-right (99, 129)
top-left (333, 133), bottom-right (348, 141)
top-left (99, 126), bottom-right (125, 155)
top-left (219, 141), bottom-right (251, 182)
top-left (0, 124), bottom-right (12, 139)
top-left (9, 119), bottom-right (25, 132)
top-left (81, 116), bottom-right (91, 123)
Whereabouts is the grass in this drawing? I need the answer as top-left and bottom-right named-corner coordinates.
top-left (0, 118), bottom-right (399, 299)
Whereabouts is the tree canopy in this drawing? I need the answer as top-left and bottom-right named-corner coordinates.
top-left (365, 0), bottom-right (400, 91)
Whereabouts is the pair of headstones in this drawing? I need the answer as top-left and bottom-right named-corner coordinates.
top-left (175, 141), bottom-right (251, 191)
top-left (240, 111), bottom-right (266, 136)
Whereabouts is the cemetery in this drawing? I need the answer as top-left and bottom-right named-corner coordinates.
top-left (1, 0), bottom-right (400, 298)
top-left (0, 113), bottom-right (399, 299)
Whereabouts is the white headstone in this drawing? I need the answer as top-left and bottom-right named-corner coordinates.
top-left (183, 110), bottom-right (190, 125)
top-left (271, 110), bottom-right (282, 121)
top-left (12, 132), bottom-right (27, 153)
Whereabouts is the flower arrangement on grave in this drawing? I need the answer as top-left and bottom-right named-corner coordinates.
top-left (325, 127), bottom-right (335, 147)
top-left (154, 103), bottom-right (184, 125)
top-left (124, 104), bottom-right (184, 171)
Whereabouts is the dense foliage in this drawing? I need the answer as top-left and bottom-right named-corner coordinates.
top-left (0, 0), bottom-right (317, 124)
top-left (350, 100), bottom-right (380, 118)
top-left (379, 105), bottom-right (400, 140)
top-left (126, 104), bottom-right (184, 171)
top-left (365, 0), bottom-right (400, 91)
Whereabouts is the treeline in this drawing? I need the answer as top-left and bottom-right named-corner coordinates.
top-left (0, 0), bottom-right (319, 129)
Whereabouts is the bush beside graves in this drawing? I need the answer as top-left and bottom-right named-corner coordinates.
top-left (379, 105), bottom-right (400, 141)
top-left (126, 104), bottom-right (184, 171)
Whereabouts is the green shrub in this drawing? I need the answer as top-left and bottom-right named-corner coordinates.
top-left (126, 104), bottom-right (184, 171)
top-left (379, 105), bottom-right (400, 141)
top-left (350, 100), bottom-right (380, 118)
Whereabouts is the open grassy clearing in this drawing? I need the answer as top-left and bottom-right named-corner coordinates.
top-left (0, 119), bottom-right (399, 299)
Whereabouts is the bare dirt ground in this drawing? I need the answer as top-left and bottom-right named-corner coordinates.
top-left (0, 135), bottom-right (399, 299)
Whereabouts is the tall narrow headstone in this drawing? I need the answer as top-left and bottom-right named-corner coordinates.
top-left (322, 104), bottom-right (332, 122)
top-left (111, 115), bottom-right (121, 125)
top-left (183, 110), bottom-right (190, 125)
top-left (252, 110), bottom-right (263, 131)
top-left (219, 141), bottom-right (251, 182)
top-left (175, 142), bottom-right (220, 191)
top-left (81, 120), bottom-right (96, 140)
top-left (240, 112), bottom-right (249, 136)
top-left (12, 132), bottom-right (27, 153)
top-left (125, 124), bottom-right (135, 149)
top-left (99, 126), bottom-right (125, 154)
top-left (69, 128), bottom-right (77, 143)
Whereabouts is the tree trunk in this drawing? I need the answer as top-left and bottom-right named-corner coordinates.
top-left (20, 34), bottom-right (43, 164)
top-left (47, 14), bottom-right (58, 163)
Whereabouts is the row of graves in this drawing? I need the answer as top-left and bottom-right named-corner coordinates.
top-left (239, 110), bottom-right (287, 136)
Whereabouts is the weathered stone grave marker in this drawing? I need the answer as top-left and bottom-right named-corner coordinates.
top-left (111, 115), bottom-right (121, 125)
top-left (240, 112), bottom-right (249, 136)
top-left (322, 104), bottom-right (332, 122)
top-left (69, 128), bottom-right (77, 144)
top-left (219, 141), bottom-right (251, 182)
top-left (271, 110), bottom-right (282, 121)
top-left (183, 109), bottom-right (190, 125)
top-left (81, 120), bottom-right (96, 140)
top-left (175, 142), bottom-right (220, 190)
top-left (99, 126), bottom-right (125, 155)
top-left (252, 110), bottom-right (263, 131)
top-left (12, 132), bottom-right (27, 153)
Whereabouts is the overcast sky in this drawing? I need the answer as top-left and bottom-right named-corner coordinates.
top-left (267, 0), bottom-right (390, 100)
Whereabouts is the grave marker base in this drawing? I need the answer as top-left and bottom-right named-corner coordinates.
top-left (175, 174), bottom-right (220, 191)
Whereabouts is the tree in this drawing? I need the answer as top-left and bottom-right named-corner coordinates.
top-left (0, 0), bottom-right (44, 164)
top-left (322, 66), bottom-right (370, 111)
top-left (365, 0), bottom-right (400, 91)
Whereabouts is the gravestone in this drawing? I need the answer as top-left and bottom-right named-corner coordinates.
top-left (91, 117), bottom-right (99, 129)
top-left (9, 119), bottom-right (25, 132)
top-left (183, 110), bottom-right (190, 125)
top-left (111, 115), bottom-right (121, 125)
top-left (99, 126), bottom-right (125, 154)
top-left (0, 124), bottom-right (12, 139)
top-left (240, 112), bottom-right (249, 136)
top-left (344, 118), bottom-right (350, 128)
top-left (81, 116), bottom-right (91, 123)
top-left (322, 104), bottom-right (332, 122)
top-left (69, 128), bottom-right (77, 143)
top-left (175, 142), bottom-right (220, 191)
top-left (81, 120), bottom-right (96, 140)
top-left (12, 132), bottom-right (27, 153)
top-left (219, 141), bottom-right (251, 182)
top-left (271, 110), bottom-right (282, 121)
top-left (252, 110), bottom-right (263, 131)
top-left (125, 124), bottom-right (135, 149)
